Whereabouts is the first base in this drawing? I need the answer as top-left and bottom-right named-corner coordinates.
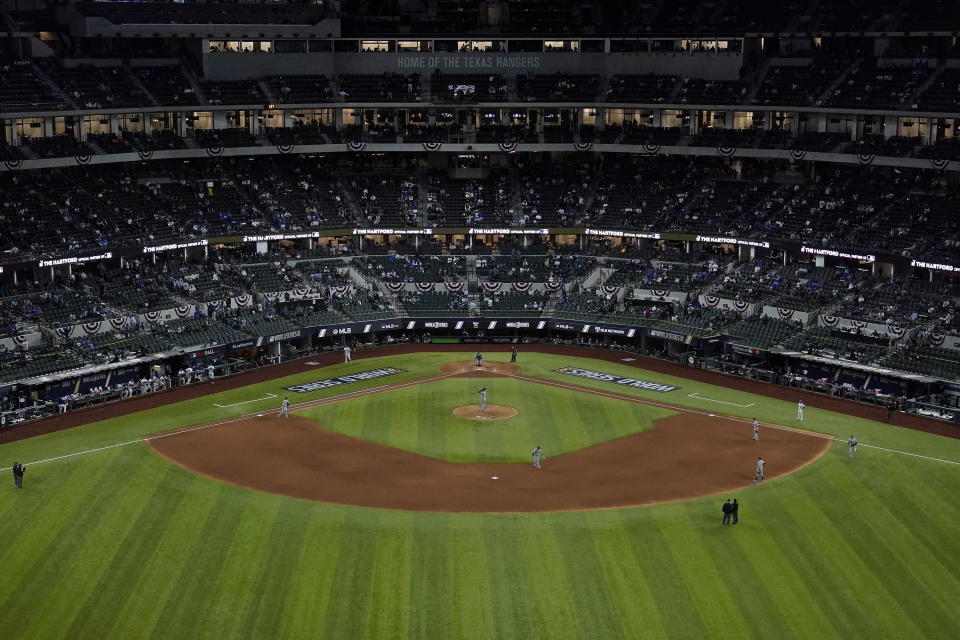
top-left (257, 413), bottom-right (263, 417)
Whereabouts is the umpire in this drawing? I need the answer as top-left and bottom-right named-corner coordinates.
top-left (12, 461), bottom-right (25, 489)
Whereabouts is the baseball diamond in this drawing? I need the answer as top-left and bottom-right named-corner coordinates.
top-left (2, 346), bottom-right (960, 639)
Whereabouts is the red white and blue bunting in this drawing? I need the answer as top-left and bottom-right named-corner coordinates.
top-left (12, 335), bottom-right (28, 346)
top-left (650, 289), bottom-right (670, 298)
top-left (789, 148), bottom-right (807, 161)
top-left (175, 305), bottom-right (193, 317)
top-left (143, 310), bottom-right (160, 324)
top-left (385, 282), bottom-right (405, 293)
top-left (642, 143), bottom-right (660, 155)
top-left (332, 285), bottom-right (350, 296)
top-left (733, 300), bottom-right (750, 313)
top-left (930, 158), bottom-right (949, 171)
top-left (703, 295), bottom-right (720, 308)
top-left (482, 282), bottom-right (503, 293)
top-left (929, 333), bottom-right (945, 346)
top-left (717, 145), bottom-right (736, 158)
top-left (83, 321), bottom-right (102, 335)
top-left (513, 282), bottom-right (533, 293)
top-left (233, 295), bottom-right (250, 308)
top-left (887, 325), bottom-right (905, 339)
top-left (821, 314), bottom-right (839, 327)
top-left (294, 287), bottom-right (310, 297)
top-left (777, 307), bottom-right (795, 320)
top-left (445, 281), bottom-right (465, 293)
top-left (347, 141), bottom-right (367, 152)
top-left (544, 281), bottom-right (564, 292)
top-left (498, 142), bottom-right (518, 154)
top-left (574, 141), bottom-right (593, 152)
top-left (109, 317), bottom-right (127, 330)
top-left (415, 282), bottom-right (435, 292)
top-left (422, 142), bottom-right (442, 152)
top-left (601, 285), bottom-right (620, 296)
top-left (857, 154), bottom-right (875, 166)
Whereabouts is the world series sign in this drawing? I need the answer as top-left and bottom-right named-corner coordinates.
top-left (285, 367), bottom-right (407, 393)
top-left (553, 367), bottom-right (680, 393)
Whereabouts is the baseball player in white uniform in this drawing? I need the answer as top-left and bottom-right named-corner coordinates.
top-left (753, 456), bottom-right (766, 483)
top-left (478, 387), bottom-right (487, 412)
top-left (847, 435), bottom-right (858, 459)
top-left (344, 345), bottom-right (352, 363)
top-left (277, 396), bottom-right (290, 418)
top-left (797, 400), bottom-right (805, 421)
top-left (752, 417), bottom-right (759, 441)
top-left (532, 446), bottom-right (543, 469)
top-left (207, 364), bottom-right (215, 384)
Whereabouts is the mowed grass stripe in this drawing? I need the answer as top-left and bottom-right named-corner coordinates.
top-left (320, 508), bottom-right (383, 638)
top-left (483, 517), bottom-right (541, 639)
top-left (408, 513), bottom-right (453, 639)
top-left (147, 488), bottom-right (252, 640)
top-left (0, 448), bottom-right (137, 621)
top-left (59, 464), bottom-right (188, 640)
top-left (549, 513), bottom-right (631, 639)
top-left (106, 471), bottom-right (223, 640)
top-left (686, 501), bottom-right (797, 640)
top-left (448, 515), bottom-right (495, 639)
top-left (764, 476), bottom-right (910, 639)
top-left (366, 511), bottom-right (415, 640)
top-left (237, 500), bottom-right (313, 639)
top-left (515, 516), bottom-right (583, 639)
top-left (582, 511), bottom-right (669, 639)
top-left (277, 505), bottom-right (349, 638)
top-left (654, 504), bottom-right (754, 640)
top-left (619, 510), bottom-right (710, 638)
top-left (822, 460), bottom-right (960, 632)
top-left (196, 499), bottom-right (281, 639)
top-left (725, 493), bottom-right (840, 639)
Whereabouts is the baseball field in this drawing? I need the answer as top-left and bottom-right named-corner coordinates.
top-left (2, 346), bottom-right (959, 639)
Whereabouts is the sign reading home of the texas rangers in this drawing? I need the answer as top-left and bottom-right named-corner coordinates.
top-left (554, 367), bottom-right (680, 393)
top-left (285, 367), bottom-right (407, 393)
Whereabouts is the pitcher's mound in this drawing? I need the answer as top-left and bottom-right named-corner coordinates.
top-left (440, 361), bottom-right (519, 377)
top-left (452, 404), bottom-right (518, 420)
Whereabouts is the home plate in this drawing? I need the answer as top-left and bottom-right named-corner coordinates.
top-left (491, 476), bottom-right (499, 480)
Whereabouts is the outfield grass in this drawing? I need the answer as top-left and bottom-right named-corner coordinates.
top-left (2, 350), bottom-right (960, 639)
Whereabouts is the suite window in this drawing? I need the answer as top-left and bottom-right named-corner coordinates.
top-left (361, 40), bottom-right (390, 52)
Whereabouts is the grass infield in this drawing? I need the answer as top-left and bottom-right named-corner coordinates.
top-left (2, 350), bottom-right (960, 639)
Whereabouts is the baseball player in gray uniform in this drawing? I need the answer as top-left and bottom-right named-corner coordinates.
top-left (277, 396), bottom-right (290, 418)
top-left (753, 456), bottom-right (766, 483)
top-left (797, 400), bottom-right (805, 421)
top-left (752, 417), bottom-right (759, 441)
top-left (478, 387), bottom-right (487, 412)
top-left (847, 435), bottom-right (858, 459)
top-left (532, 446), bottom-right (543, 469)
top-left (344, 345), bottom-right (352, 363)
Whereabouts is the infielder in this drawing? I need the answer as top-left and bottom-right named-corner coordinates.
top-left (478, 387), bottom-right (487, 412)
top-left (847, 434), bottom-right (858, 459)
top-left (752, 417), bottom-right (759, 441)
top-left (475, 352), bottom-right (483, 368)
top-left (344, 345), bottom-right (352, 363)
top-left (753, 456), bottom-right (766, 483)
top-left (797, 400), bottom-right (805, 421)
top-left (532, 446), bottom-right (543, 469)
top-left (277, 396), bottom-right (290, 418)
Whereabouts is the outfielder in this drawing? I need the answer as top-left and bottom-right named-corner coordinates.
top-left (344, 345), bottom-right (352, 363)
top-left (753, 456), bottom-right (766, 483)
top-left (277, 396), bottom-right (290, 418)
top-left (797, 400), bottom-right (805, 421)
top-left (752, 417), bottom-right (759, 441)
top-left (532, 446), bottom-right (543, 469)
top-left (478, 387), bottom-right (487, 412)
top-left (847, 434), bottom-right (858, 459)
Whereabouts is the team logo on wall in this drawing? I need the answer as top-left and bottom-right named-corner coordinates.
top-left (513, 282), bottom-right (533, 293)
top-left (385, 282), bottom-right (405, 293)
top-left (650, 289), bottom-right (670, 298)
top-left (109, 317), bottom-right (126, 330)
top-left (498, 141), bottom-right (518, 153)
top-left (703, 295), bottom-right (720, 308)
top-left (415, 282), bottom-right (435, 292)
top-left (574, 141), bottom-right (593, 152)
top-left (930, 158), bottom-right (949, 170)
top-left (821, 314), bottom-right (839, 327)
top-left (544, 281), bottom-right (564, 292)
top-left (205, 145), bottom-right (224, 157)
top-left (857, 153), bottom-right (875, 165)
top-left (422, 142), bottom-right (442, 152)
top-left (175, 305), bottom-right (193, 317)
top-left (82, 321), bottom-right (102, 334)
top-left (277, 144), bottom-right (295, 154)
top-left (789, 148), bottom-right (807, 161)
top-left (445, 281), bottom-right (465, 292)
top-left (717, 145), bottom-right (736, 158)
top-left (74, 152), bottom-right (92, 165)
top-left (137, 149), bottom-right (154, 161)
top-left (641, 143), bottom-right (661, 155)
top-left (601, 285), bottom-right (620, 296)
top-left (3, 159), bottom-right (23, 171)
top-left (347, 141), bottom-right (367, 152)
top-left (482, 281), bottom-right (502, 293)
top-left (887, 325), bottom-right (905, 339)
top-left (143, 310), bottom-right (160, 324)
top-left (777, 307), bottom-right (795, 320)
top-left (733, 300), bottom-right (750, 313)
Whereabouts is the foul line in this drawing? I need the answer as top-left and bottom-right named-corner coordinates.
top-left (213, 392), bottom-right (277, 408)
top-left (687, 392), bottom-right (755, 408)
top-left (4, 368), bottom-right (960, 471)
